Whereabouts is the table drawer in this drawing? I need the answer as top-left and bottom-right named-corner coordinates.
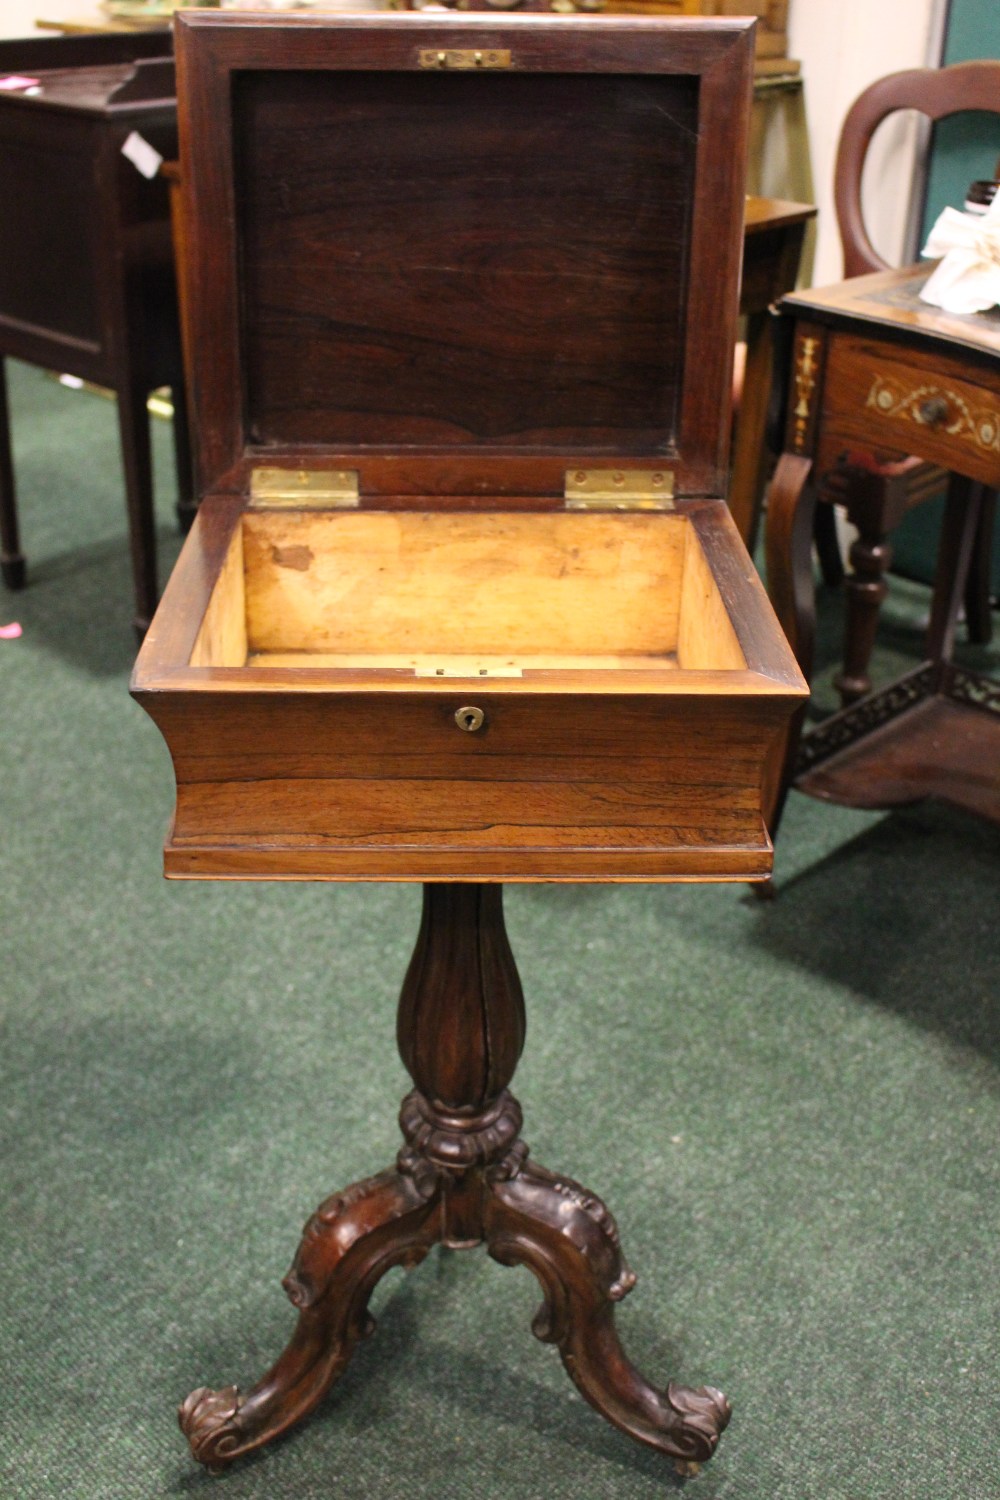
top-left (821, 333), bottom-right (1000, 486)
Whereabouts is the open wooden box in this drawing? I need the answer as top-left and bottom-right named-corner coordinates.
top-left (132, 9), bottom-right (806, 883)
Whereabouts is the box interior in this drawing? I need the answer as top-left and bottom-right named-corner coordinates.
top-left (189, 510), bottom-right (747, 676)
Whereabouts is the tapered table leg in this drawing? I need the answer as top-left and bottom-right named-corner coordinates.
top-left (0, 357), bottom-right (26, 591)
top-left (180, 884), bottom-right (730, 1474)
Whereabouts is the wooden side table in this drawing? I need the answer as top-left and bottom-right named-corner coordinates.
top-left (0, 36), bottom-right (190, 637)
top-left (764, 263), bottom-right (1000, 831)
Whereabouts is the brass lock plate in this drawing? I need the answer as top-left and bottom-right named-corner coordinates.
top-left (418, 48), bottom-right (512, 70)
top-left (415, 660), bottom-right (522, 678)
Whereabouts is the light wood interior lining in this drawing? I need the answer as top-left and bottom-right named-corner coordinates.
top-left (242, 511), bottom-right (689, 659)
top-left (189, 521), bottom-right (247, 668)
top-left (189, 510), bottom-right (747, 674)
top-left (244, 652), bottom-right (681, 672)
top-left (677, 523), bottom-right (747, 671)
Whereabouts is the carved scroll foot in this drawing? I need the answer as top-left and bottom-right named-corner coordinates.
top-left (179, 1159), bottom-right (442, 1471)
top-left (485, 1155), bottom-right (731, 1469)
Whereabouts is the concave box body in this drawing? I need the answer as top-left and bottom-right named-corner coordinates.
top-left (132, 10), bottom-right (806, 883)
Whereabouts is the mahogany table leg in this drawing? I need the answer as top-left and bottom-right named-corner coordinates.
top-left (0, 357), bottom-right (26, 591)
top-left (169, 376), bottom-right (197, 535)
top-left (925, 474), bottom-right (986, 667)
top-left (833, 518), bottom-right (893, 706)
top-left (115, 374), bottom-right (159, 640)
top-left (963, 486), bottom-right (995, 647)
top-left (179, 884), bottom-right (730, 1474)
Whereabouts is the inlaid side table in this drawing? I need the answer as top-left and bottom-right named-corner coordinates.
top-left (764, 264), bottom-right (1000, 831)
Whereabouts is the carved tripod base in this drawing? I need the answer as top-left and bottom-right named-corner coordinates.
top-left (179, 886), bottom-right (730, 1477)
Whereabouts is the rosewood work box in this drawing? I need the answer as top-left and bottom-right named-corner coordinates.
top-left (133, 10), bottom-right (804, 884)
top-left (131, 11), bottom-right (806, 1477)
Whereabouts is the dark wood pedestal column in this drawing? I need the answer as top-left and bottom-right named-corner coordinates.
top-left (178, 884), bottom-right (730, 1475)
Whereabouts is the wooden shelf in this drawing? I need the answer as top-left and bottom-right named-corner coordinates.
top-left (795, 664), bottom-right (1000, 823)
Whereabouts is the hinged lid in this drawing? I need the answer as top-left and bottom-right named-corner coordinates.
top-left (176, 11), bottom-right (754, 504)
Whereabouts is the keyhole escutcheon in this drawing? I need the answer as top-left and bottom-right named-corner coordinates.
top-left (455, 706), bottom-right (486, 732)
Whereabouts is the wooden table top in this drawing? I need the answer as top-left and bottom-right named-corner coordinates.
top-left (782, 262), bottom-right (1000, 363)
top-left (743, 194), bottom-right (816, 236)
top-left (36, 13), bottom-right (169, 35)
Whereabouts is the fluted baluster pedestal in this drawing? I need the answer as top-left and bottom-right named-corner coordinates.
top-left (178, 884), bottom-right (730, 1475)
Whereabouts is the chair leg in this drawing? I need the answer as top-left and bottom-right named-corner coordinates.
top-left (0, 358), bottom-right (26, 590)
top-left (833, 514), bottom-right (892, 707)
top-left (116, 379), bottom-right (158, 640)
top-left (962, 486), bottom-right (995, 646)
top-left (813, 500), bottom-right (844, 589)
top-left (926, 474), bottom-right (985, 667)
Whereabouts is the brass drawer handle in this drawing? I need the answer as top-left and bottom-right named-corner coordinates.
top-left (455, 706), bottom-right (486, 733)
top-left (917, 396), bottom-right (950, 428)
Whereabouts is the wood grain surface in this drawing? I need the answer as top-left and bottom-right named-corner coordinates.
top-left (236, 69), bottom-right (695, 452)
top-left (173, 11), bottom-right (754, 498)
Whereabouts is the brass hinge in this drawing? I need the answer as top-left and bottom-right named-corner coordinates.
top-left (250, 468), bottom-right (359, 509)
top-left (418, 48), bottom-right (512, 70)
top-left (564, 469), bottom-right (675, 511)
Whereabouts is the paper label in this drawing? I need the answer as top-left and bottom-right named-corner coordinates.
top-left (121, 130), bottom-right (164, 181)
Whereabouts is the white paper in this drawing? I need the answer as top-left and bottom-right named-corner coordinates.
top-left (920, 194), bottom-right (1000, 314)
top-left (121, 130), bottom-right (164, 181)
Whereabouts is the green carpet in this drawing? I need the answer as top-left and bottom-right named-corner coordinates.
top-left (1, 360), bottom-right (998, 1500)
